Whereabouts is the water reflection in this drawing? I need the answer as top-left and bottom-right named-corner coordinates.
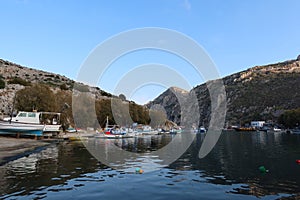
top-left (0, 132), bottom-right (300, 199)
top-left (169, 131), bottom-right (300, 198)
top-left (0, 141), bottom-right (107, 198)
top-left (82, 135), bottom-right (174, 172)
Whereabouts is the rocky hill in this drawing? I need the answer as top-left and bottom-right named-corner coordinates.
top-left (147, 55), bottom-right (300, 127)
top-left (147, 87), bottom-right (189, 123)
top-left (0, 59), bottom-right (113, 115)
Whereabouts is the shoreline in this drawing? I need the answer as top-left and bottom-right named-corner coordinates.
top-left (0, 136), bottom-right (56, 166)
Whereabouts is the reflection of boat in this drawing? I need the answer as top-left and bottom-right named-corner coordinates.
top-left (2, 111), bottom-right (61, 135)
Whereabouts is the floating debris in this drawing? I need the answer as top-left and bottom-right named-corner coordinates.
top-left (135, 167), bottom-right (144, 174)
top-left (258, 166), bottom-right (269, 173)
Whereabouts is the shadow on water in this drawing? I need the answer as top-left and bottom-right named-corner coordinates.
top-left (0, 132), bottom-right (300, 199)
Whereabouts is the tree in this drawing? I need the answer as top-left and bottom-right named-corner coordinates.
top-left (119, 94), bottom-right (126, 101)
top-left (15, 84), bottom-right (56, 112)
top-left (55, 90), bottom-right (73, 130)
top-left (59, 83), bottom-right (68, 90)
top-left (95, 99), bottom-right (114, 127)
top-left (278, 108), bottom-right (300, 128)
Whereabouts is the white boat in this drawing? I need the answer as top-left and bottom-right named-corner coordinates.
top-left (135, 125), bottom-right (158, 135)
top-left (3, 111), bottom-right (61, 135)
top-left (291, 129), bottom-right (300, 134)
top-left (0, 120), bottom-right (45, 136)
top-left (191, 126), bottom-right (207, 133)
top-left (199, 126), bottom-right (207, 133)
top-left (273, 127), bottom-right (282, 132)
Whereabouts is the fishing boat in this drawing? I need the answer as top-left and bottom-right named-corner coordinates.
top-left (135, 125), bottom-right (158, 135)
top-left (95, 116), bottom-right (131, 139)
top-left (0, 120), bottom-right (45, 136)
top-left (199, 126), bottom-right (207, 133)
top-left (233, 127), bottom-right (256, 132)
top-left (1, 111), bottom-right (61, 136)
top-left (190, 126), bottom-right (207, 133)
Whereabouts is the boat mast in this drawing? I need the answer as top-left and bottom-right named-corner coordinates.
top-left (106, 116), bottom-right (109, 129)
top-left (9, 94), bottom-right (17, 123)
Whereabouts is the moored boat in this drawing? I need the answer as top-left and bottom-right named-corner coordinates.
top-left (0, 120), bottom-right (45, 136)
top-left (96, 116), bottom-right (134, 139)
top-left (1, 111), bottom-right (61, 136)
top-left (233, 127), bottom-right (256, 132)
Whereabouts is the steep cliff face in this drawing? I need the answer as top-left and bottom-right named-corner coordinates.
top-left (146, 87), bottom-right (189, 124)
top-left (148, 57), bottom-right (300, 127)
top-left (223, 59), bottom-right (300, 125)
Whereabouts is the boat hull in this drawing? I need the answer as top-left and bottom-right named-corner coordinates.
top-left (0, 121), bottom-right (44, 136)
top-left (233, 127), bottom-right (256, 132)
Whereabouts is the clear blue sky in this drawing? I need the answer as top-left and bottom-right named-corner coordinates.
top-left (1, 0), bottom-right (300, 104)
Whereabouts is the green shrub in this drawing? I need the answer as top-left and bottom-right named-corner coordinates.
top-left (8, 77), bottom-right (31, 86)
top-left (60, 83), bottom-right (68, 90)
top-left (15, 84), bottom-right (56, 112)
top-left (0, 78), bottom-right (5, 89)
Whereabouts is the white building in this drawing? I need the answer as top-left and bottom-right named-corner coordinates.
top-left (251, 121), bottom-right (265, 128)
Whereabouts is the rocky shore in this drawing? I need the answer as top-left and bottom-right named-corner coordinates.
top-left (0, 137), bottom-right (52, 165)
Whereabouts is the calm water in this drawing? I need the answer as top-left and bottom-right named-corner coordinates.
top-left (1, 131), bottom-right (300, 200)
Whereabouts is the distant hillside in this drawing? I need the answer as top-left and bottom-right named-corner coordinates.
top-left (0, 59), bottom-right (113, 114)
top-left (147, 55), bottom-right (300, 127)
top-left (0, 59), bottom-right (158, 129)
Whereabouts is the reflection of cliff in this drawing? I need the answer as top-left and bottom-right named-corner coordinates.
top-left (169, 132), bottom-right (300, 197)
top-left (115, 135), bottom-right (172, 153)
top-left (0, 136), bottom-right (175, 197)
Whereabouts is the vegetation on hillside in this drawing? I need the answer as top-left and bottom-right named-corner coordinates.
top-left (0, 75), bottom-right (5, 89)
top-left (15, 84), bottom-right (56, 111)
top-left (150, 59), bottom-right (300, 127)
top-left (224, 70), bottom-right (300, 125)
top-left (8, 77), bottom-right (31, 86)
top-left (278, 108), bottom-right (300, 128)
top-left (14, 84), bottom-right (166, 130)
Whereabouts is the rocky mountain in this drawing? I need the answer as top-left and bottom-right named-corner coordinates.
top-left (147, 87), bottom-right (189, 123)
top-left (147, 55), bottom-right (300, 127)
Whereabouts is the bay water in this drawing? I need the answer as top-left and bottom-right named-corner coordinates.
top-left (1, 131), bottom-right (300, 200)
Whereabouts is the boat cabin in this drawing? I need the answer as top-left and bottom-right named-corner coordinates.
top-left (6, 111), bottom-right (60, 125)
top-left (3, 111), bottom-right (61, 133)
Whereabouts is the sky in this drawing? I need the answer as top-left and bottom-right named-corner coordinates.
top-left (1, 0), bottom-right (300, 104)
